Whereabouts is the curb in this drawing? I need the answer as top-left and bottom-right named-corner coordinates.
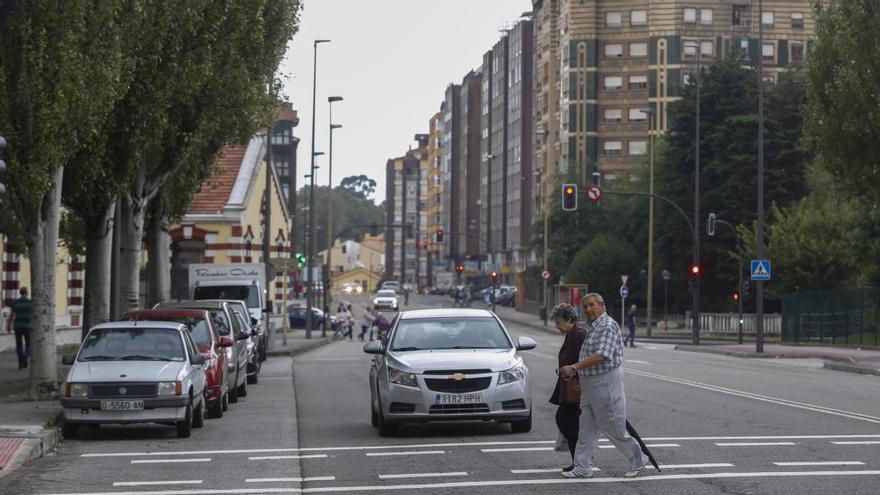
top-left (823, 361), bottom-right (880, 376)
top-left (675, 344), bottom-right (880, 376)
top-left (266, 338), bottom-right (334, 358)
top-left (0, 417), bottom-right (61, 479)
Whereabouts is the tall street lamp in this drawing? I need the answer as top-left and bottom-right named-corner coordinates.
top-left (640, 107), bottom-right (657, 338)
top-left (756, 0), bottom-right (767, 353)
top-left (307, 151), bottom-right (324, 338)
top-left (323, 95), bottom-right (343, 336)
top-left (535, 128), bottom-right (550, 325)
top-left (684, 41), bottom-right (704, 345)
top-left (305, 38), bottom-right (330, 340)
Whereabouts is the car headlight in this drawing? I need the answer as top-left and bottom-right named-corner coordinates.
top-left (64, 383), bottom-right (88, 398)
top-left (158, 381), bottom-right (183, 396)
top-left (498, 366), bottom-right (527, 385)
top-left (387, 367), bottom-right (418, 388)
top-left (373, 299), bottom-right (380, 305)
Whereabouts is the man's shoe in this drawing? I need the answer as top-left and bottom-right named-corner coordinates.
top-left (561, 469), bottom-right (593, 478)
top-left (624, 455), bottom-right (650, 478)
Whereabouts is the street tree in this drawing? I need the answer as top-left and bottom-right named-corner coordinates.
top-left (565, 233), bottom-right (640, 317)
top-left (340, 175), bottom-right (378, 200)
top-left (0, 0), bottom-right (128, 397)
top-left (294, 183), bottom-right (385, 254)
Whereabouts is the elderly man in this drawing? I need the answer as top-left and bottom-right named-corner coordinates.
top-left (559, 292), bottom-right (647, 478)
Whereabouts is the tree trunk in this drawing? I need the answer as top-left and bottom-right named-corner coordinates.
top-left (146, 197), bottom-right (171, 307)
top-left (81, 201), bottom-right (114, 340)
top-left (28, 166), bottom-right (63, 399)
top-left (118, 192), bottom-right (147, 315)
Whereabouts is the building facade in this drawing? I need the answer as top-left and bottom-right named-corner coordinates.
top-left (439, 85), bottom-right (460, 261)
top-left (426, 112), bottom-right (444, 285)
top-left (384, 139), bottom-right (430, 287)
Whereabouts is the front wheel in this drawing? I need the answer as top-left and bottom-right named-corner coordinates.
top-left (192, 396), bottom-right (205, 429)
top-left (238, 376), bottom-right (248, 397)
top-left (176, 402), bottom-right (193, 438)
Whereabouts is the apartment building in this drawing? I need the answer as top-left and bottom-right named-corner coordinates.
top-left (532, 0), bottom-right (561, 236)
top-left (426, 112), bottom-right (444, 286)
top-left (556, 0), bottom-right (814, 184)
top-left (439, 85), bottom-right (460, 261)
top-left (384, 139), bottom-right (430, 288)
top-left (458, 71), bottom-right (483, 258)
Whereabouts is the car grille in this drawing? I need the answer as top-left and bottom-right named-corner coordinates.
top-left (423, 369), bottom-right (492, 375)
top-left (429, 404), bottom-right (490, 415)
top-left (90, 383), bottom-right (157, 399)
top-left (424, 377), bottom-right (492, 393)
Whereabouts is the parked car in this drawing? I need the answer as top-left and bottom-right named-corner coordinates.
top-left (380, 281), bottom-right (401, 294)
top-left (197, 299), bottom-right (262, 384)
top-left (232, 310), bottom-right (260, 385)
top-left (121, 309), bottom-right (232, 418)
top-left (363, 308), bottom-right (537, 436)
top-left (373, 289), bottom-right (399, 311)
top-left (60, 321), bottom-right (207, 439)
top-left (288, 304), bottom-right (325, 328)
top-left (154, 301), bottom-right (250, 403)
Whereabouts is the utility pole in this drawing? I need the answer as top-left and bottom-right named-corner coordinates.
top-left (263, 129), bottom-right (273, 319)
top-left (324, 96), bottom-right (342, 336)
top-left (756, 0), bottom-right (766, 353)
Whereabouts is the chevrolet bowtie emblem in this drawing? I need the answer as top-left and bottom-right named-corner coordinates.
top-left (450, 373), bottom-right (466, 381)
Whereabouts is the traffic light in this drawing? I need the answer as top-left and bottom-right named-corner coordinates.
top-left (436, 229), bottom-right (444, 242)
top-left (731, 290), bottom-right (740, 302)
top-left (689, 263), bottom-right (702, 278)
top-left (455, 264), bottom-right (464, 273)
top-left (707, 213), bottom-right (717, 237)
top-left (295, 252), bottom-right (306, 268)
top-left (562, 183), bottom-right (577, 211)
top-left (491, 271), bottom-right (498, 280)
top-left (0, 135), bottom-right (6, 198)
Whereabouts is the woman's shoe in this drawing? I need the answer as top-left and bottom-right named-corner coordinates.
top-left (562, 465), bottom-right (575, 472)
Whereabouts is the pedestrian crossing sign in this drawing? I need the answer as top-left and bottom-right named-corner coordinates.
top-left (751, 260), bottom-right (771, 281)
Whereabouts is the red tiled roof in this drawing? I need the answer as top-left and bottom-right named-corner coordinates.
top-left (187, 145), bottom-right (247, 214)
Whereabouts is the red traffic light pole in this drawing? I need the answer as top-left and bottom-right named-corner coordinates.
top-left (709, 215), bottom-right (745, 344)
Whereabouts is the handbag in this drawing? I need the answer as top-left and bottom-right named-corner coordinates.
top-left (560, 374), bottom-right (581, 406)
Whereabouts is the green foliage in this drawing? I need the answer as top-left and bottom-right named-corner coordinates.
top-left (295, 181), bottom-right (385, 253)
top-left (805, 0), bottom-right (880, 206)
top-left (340, 175), bottom-right (378, 200)
top-left (565, 233), bottom-right (640, 306)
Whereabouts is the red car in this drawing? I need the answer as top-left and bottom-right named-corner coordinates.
top-left (121, 309), bottom-right (233, 418)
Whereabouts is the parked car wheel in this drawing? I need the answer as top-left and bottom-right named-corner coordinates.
top-left (247, 372), bottom-right (259, 385)
top-left (238, 377), bottom-right (248, 397)
top-left (371, 403), bottom-right (379, 427)
top-left (176, 402), bottom-right (193, 438)
top-left (221, 387), bottom-right (229, 412)
top-left (229, 371), bottom-right (240, 404)
top-left (510, 412), bottom-right (532, 433)
top-left (208, 395), bottom-right (224, 419)
top-left (61, 422), bottom-right (78, 440)
top-left (376, 397), bottom-right (397, 437)
top-left (192, 396), bottom-right (205, 429)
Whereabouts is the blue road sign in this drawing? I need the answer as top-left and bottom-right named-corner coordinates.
top-left (751, 259), bottom-right (771, 281)
top-left (619, 285), bottom-right (629, 299)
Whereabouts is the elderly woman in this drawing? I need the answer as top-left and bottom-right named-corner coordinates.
top-left (549, 303), bottom-right (587, 472)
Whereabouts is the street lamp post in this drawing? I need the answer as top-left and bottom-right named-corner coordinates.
top-left (324, 96), bottom-right (343, 336)
top-left (536, 128), bottom-right (550, 326)
top-left (308, 152), bottom-right (323, 338)
top-left (305, 39), bottom-right (330, 340)
top-left (684, 41), bottom-right (703, 345)
top-left (756, 0), bottom-right (766, 354)
top-left (641, 107), bottom-right (657, 338)
top-left (661, 269), bottom-right (671, 331)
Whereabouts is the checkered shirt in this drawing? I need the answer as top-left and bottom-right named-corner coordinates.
top-left (577, 312), bottom-right (624, 376)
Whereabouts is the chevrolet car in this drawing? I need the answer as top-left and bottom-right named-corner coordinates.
top-left (363, 308), bottom-right (536, 436)
top-left (372, 289), bottom-right (399, 311)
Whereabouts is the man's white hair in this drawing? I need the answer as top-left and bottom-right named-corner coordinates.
top-left (582, 292), bottom-right (605, 305)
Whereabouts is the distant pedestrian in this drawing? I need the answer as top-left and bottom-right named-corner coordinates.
top-left (403, 287), bottom-right (410, 306)
top-left (359, 306), bottom-right (375, 341)
top-left (6, 287), bottom-right (32, 369)
top-left (560, 293), bottom-right (647, 478)
top-left (549, 303), bottom-right (587, 471)
top-left (624, 304), bottom-right (637, 348)
top-left (344, 303), bottom-right (354, 340)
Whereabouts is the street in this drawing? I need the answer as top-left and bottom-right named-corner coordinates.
top-left (0, 294), bottom-right (877, 494)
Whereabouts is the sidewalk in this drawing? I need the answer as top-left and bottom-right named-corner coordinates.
top-left (493, 304), bottom-right (880, 376)
top-left (266, 316), bottom-right (335, 358)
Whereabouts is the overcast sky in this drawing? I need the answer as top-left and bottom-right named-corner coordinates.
top-left (279, 0), bottom-right (533, 205)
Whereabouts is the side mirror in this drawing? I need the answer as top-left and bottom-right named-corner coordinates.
top-left (516, 336), bottom-right (537, 351)
top-left (191, 354), bottom-right (206, 366)
top-left (363, 341), bottom-right (384, 355)
top-left (251, 317), bottom-right (258, 326)
top-left (236, 331), bottom-right (250, 341)
top-left (218, 337), bottom-right (234, 348)
top-left (62, 354), bottom-right (76, 365)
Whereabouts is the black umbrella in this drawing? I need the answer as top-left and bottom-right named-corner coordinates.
top-left (626, 420), bottom-right (661, 471)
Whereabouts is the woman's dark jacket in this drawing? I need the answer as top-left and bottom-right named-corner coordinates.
top-left (549, 325), bottom-right (587, 405)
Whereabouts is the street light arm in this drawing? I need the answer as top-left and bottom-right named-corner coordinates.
top-left (602, 190), bottom-right (696, 238)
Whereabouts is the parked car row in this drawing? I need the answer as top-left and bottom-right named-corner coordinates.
top-left (59, 298), bottom-right (266, 439)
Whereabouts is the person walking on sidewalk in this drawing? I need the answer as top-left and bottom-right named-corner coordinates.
top-left (624, 304), bottom-right (637, 348)
top-left (359, 306), bottom-right (375, 341)
top-left (6, 287), bottom-right (32, 369)
top-left (559, 293), bottom-right (648, 479)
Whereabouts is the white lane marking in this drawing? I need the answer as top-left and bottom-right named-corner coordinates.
top-left (833, 441), bottom-right (880, 445)
top-left (246, 478), bottom-right (336, 483)
top-left (715, 442), bottom-right (797, 447)
top-left (365, 450), bottom-right (446, 457)
top-left (774, 462), bottom-right (865, 466)
top-left (626, 368), bottom-right (880, 424)
top-left (249, 454), bottom-right (329, 461)
top-left (113, 481), bottom-right (202, 487)
top-left (599, 443), bottom-right (679, 449)
top-left (37, 470), bottom-right (880, 494)
top-left (77, 434), bottom-right (880, 458)
top-left (482, 447), bottom-right (554, 453)
top-left (130, 458), bottom-right (211, 464)
top-left (649, 463), bottom-right (735, 469)
top-left (511, 468), bottom-right (601, 474)
top-left (378, 472), bottom-right (467, 480)
top-left (626, 360), bottom-right (652, 365)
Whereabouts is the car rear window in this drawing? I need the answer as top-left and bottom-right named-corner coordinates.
top-left (79, 328), bottom-right (185, 361)
top-left (390, 317), bottom-right (511, 351)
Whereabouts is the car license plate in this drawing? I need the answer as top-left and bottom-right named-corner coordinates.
top-left (435, 393), bottom-right (482, 404)
top-left (100, 400), bottom-right (144, 411)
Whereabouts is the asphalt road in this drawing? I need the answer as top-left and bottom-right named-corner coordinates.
top-left (2, 293), bottom-right (879, 494)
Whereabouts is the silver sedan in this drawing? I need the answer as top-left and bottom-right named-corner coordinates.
top-left (364, 308), bottom-right (536, 436)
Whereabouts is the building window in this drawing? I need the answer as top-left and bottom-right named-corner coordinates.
top-left (700, 9), bottom-right (713, 25)
top-left (762, 11), bottom-right (774, 27)
top-left (684, 8), bottom-right (697, 24)
top-left (604, 108), bottom-right (622, 122)
top-left (791, 12), bottom-right (804, 28)
top-left (732, 5), bottom-right (749, 26)
top-left (739, 38), bottom-right (750, 58)
top-left (606, 11), bottom-right (623, 27)
top-left (603, 141), bottom-right (622, 155)
top-left (629, 140), bottom-right (648, 155)
top-left (791, 42), bottom-right (804, 62)
top-left (631, 10), bottom-right (647, 26)
top-left (628, 75), bottom-right (648, 89)
top-left (762, 42), bottom-right (776, 60)
top-left (605, 43), bottom-right (624, 57)
top-left (701, 41), bottom-right (714, 57)
top-left (629, 42), bottom-right (648, 57)
top-left (628, 108), bottom-right (647, 122)
top-left (604, 76), bottom-right (623, 90)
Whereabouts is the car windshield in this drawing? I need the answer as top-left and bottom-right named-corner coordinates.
top-left (390, 317), bottom-right (511, 351)
top-left (78, 328), bottom-right (185, 361)
top-left (377, 290), bottom-right (396, 298)
top-left (194, 285), bottom-right (260, 308)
